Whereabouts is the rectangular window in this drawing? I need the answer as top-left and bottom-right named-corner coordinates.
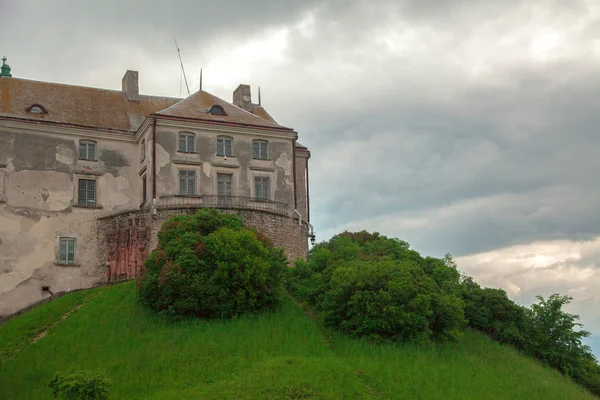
top-left (217, 173), bottom-right (233, 197)
top-left (254, 176), bottom-right (271, 200)
top-left (79, 141), bottom-right (96, 161)
top-left (178, 133), bottom-right (195, 153)
top-left (141, 174), bottom-right (147, 205)
top-left (179, 170), bottom-right (196, 196)
top-left (141, 139), bottom-right (146, 161)
top-left (78, 179), bottom-right (96, 207)
top-left (59, 238), bottom-right (76, 265)
top-left (252, 140), bottom-right (269, 160)
top-left (217, 137), bottom-right (233, 157)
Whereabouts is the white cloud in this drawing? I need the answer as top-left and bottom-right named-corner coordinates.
top-left (456, 236), bottom-right (600, 338)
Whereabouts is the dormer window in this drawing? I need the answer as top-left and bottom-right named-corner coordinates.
top-left (26, 104), bottom-right (48, 114)
top-left (208, 105), bottom-right (227, 116)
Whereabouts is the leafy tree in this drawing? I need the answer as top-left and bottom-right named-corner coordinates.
top-left (527, 294), bottom-right (594, 377)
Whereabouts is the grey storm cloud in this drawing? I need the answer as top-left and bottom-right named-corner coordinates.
top-left (2, 0), bottom-right (599, 254)
top-left (2, 0), bottom-right (600, 352)
top-left (3, 0), bottom-right (599, 254)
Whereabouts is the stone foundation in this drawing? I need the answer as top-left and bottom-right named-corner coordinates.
top-left (97, 207), bottom-right (309, 282)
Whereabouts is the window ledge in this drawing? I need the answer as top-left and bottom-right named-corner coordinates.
top-left (55, 263), bottom-right (81, 267)
top-left (249, 166), bottom-right (275, 172)
top-left (72, 205), bottom-right (103, 209)
top-left (78, 159), bottom-right (98, 162)
top-left (216, 155), bottom-right (236, 158)
top-left (173, 159), bottom-right (203, 166)
top-left (74, 170), bottom-right (103, 176)
top-left (252, 158), bottom-right (271, 161)
top-left (213, 162), bottom-right (239, 169)
top-left (177, 151), bottom-right (198, 155)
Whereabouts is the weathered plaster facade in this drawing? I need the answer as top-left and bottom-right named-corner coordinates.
top-left (0, 69), bottom-right (311, 317)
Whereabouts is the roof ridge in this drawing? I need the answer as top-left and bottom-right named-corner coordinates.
top-left (156, 89), bottom-right (290, 129)
top-left (3, 77), bottom-right (182, 101)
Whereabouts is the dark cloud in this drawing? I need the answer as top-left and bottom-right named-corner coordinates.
top-left (2, 0), bottom-right (599, 253)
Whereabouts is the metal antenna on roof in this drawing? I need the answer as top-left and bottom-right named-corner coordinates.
top-left (258, 86), bottom-right (261, 106)
top-left (199, 68), bottom-right (203, 91)
top-left (174, 37), bottom-right (191, 96)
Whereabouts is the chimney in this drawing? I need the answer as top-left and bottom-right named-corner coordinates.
top-left (233, 84), bottom-right (252, 111)
top-left (122, 70), bottom-right (140, 101)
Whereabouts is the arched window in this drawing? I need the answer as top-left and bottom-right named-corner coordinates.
top-left (208, 105), bottom-right (227, 116)
top-left (26, 104), bottom-right (48, 114)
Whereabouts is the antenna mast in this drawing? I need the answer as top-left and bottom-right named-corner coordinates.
top-left (174, 37), bottom-right (191, 96)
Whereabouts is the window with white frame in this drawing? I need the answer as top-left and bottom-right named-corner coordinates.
top-left (58, 237), bottom-right (76, 265)
top-left (78, 179), bottom-right (97, 207)
top-left (252, 140), bottom-right (269, 160)
top-left (179, 170), bottom-right (196, 196)
top-left (254, 176), bottom-right (271, 200)
top-left (141, 138), bottom-right (146, 161)
top-left (217, 137), bottom-right (233, 157)
top-left (217, 173), bottom-right (233, 197)
top-left (79, 140), bottom-right (97, 161)
top-left (178, 132), bottom-right (195, 153)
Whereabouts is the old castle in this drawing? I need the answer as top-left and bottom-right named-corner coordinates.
top-left (0, 58), bottom-right (312, 317)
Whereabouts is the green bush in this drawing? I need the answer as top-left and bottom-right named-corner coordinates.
top-left (289, 230), bottom-right (465, 343)
top-left (290, 229), bottom-right (600, 396)
top-left (321, 259), bottom-right (437, 343)
top-left (138, 209), bottom-right (287, 318)
top-left (459, 275), bottom-right (600, 396)
top-left (48, 370), bottom-right (109, 400)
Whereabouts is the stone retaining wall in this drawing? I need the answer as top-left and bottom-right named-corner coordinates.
top-left (97, 208), bottom-right (309, 282)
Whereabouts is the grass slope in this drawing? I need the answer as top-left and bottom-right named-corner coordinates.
top-left (0, 282), bottom-right (596, 400)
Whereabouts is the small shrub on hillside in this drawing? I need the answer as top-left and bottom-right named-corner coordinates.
top-left (138, 209), bottom-right (287, 318)
top-left (289, 231), bottom-right (466, 343)
top-left (48, 370), bottom-right (109, 400)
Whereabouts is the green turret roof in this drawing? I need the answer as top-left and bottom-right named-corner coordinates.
top-left (1, 56), bottom-right (12, 77)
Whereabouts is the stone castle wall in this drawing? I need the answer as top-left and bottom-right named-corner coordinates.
top-left (97, 208), bottom-right (309, 282)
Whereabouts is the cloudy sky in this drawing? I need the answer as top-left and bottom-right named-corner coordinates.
top-left (2, 0), bottom-right (599, 356)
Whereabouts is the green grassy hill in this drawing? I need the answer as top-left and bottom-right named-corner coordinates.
top-left (0, 282), bottom-right (596, 399)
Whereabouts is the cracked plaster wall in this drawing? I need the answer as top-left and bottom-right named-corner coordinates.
top-left (0, 128), bottom-right (140, 316)
top-left (155, 125), bottom-right (295, 204)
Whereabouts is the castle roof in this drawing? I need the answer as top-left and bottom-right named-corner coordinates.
top-left (0, 77), bottom-right (289, 133)
top-left (0, 77), bottom-right (180, 132)
top-left (155, 89), bottom-right (292, 131)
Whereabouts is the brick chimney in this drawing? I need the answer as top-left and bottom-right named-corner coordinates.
top-left (233, 84), bottom-right (252, 111)
top-left (122, 70), bottom-right (140, 101)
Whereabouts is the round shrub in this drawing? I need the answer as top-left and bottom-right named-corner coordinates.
top-left (289, 230), bottom-right (466, 343)
top-left (321, 259), bottom-right (437, 343)
top-left (48, 370), bottom-right (109, 400)
top-left (138, 209), bottom-right (287, 318)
